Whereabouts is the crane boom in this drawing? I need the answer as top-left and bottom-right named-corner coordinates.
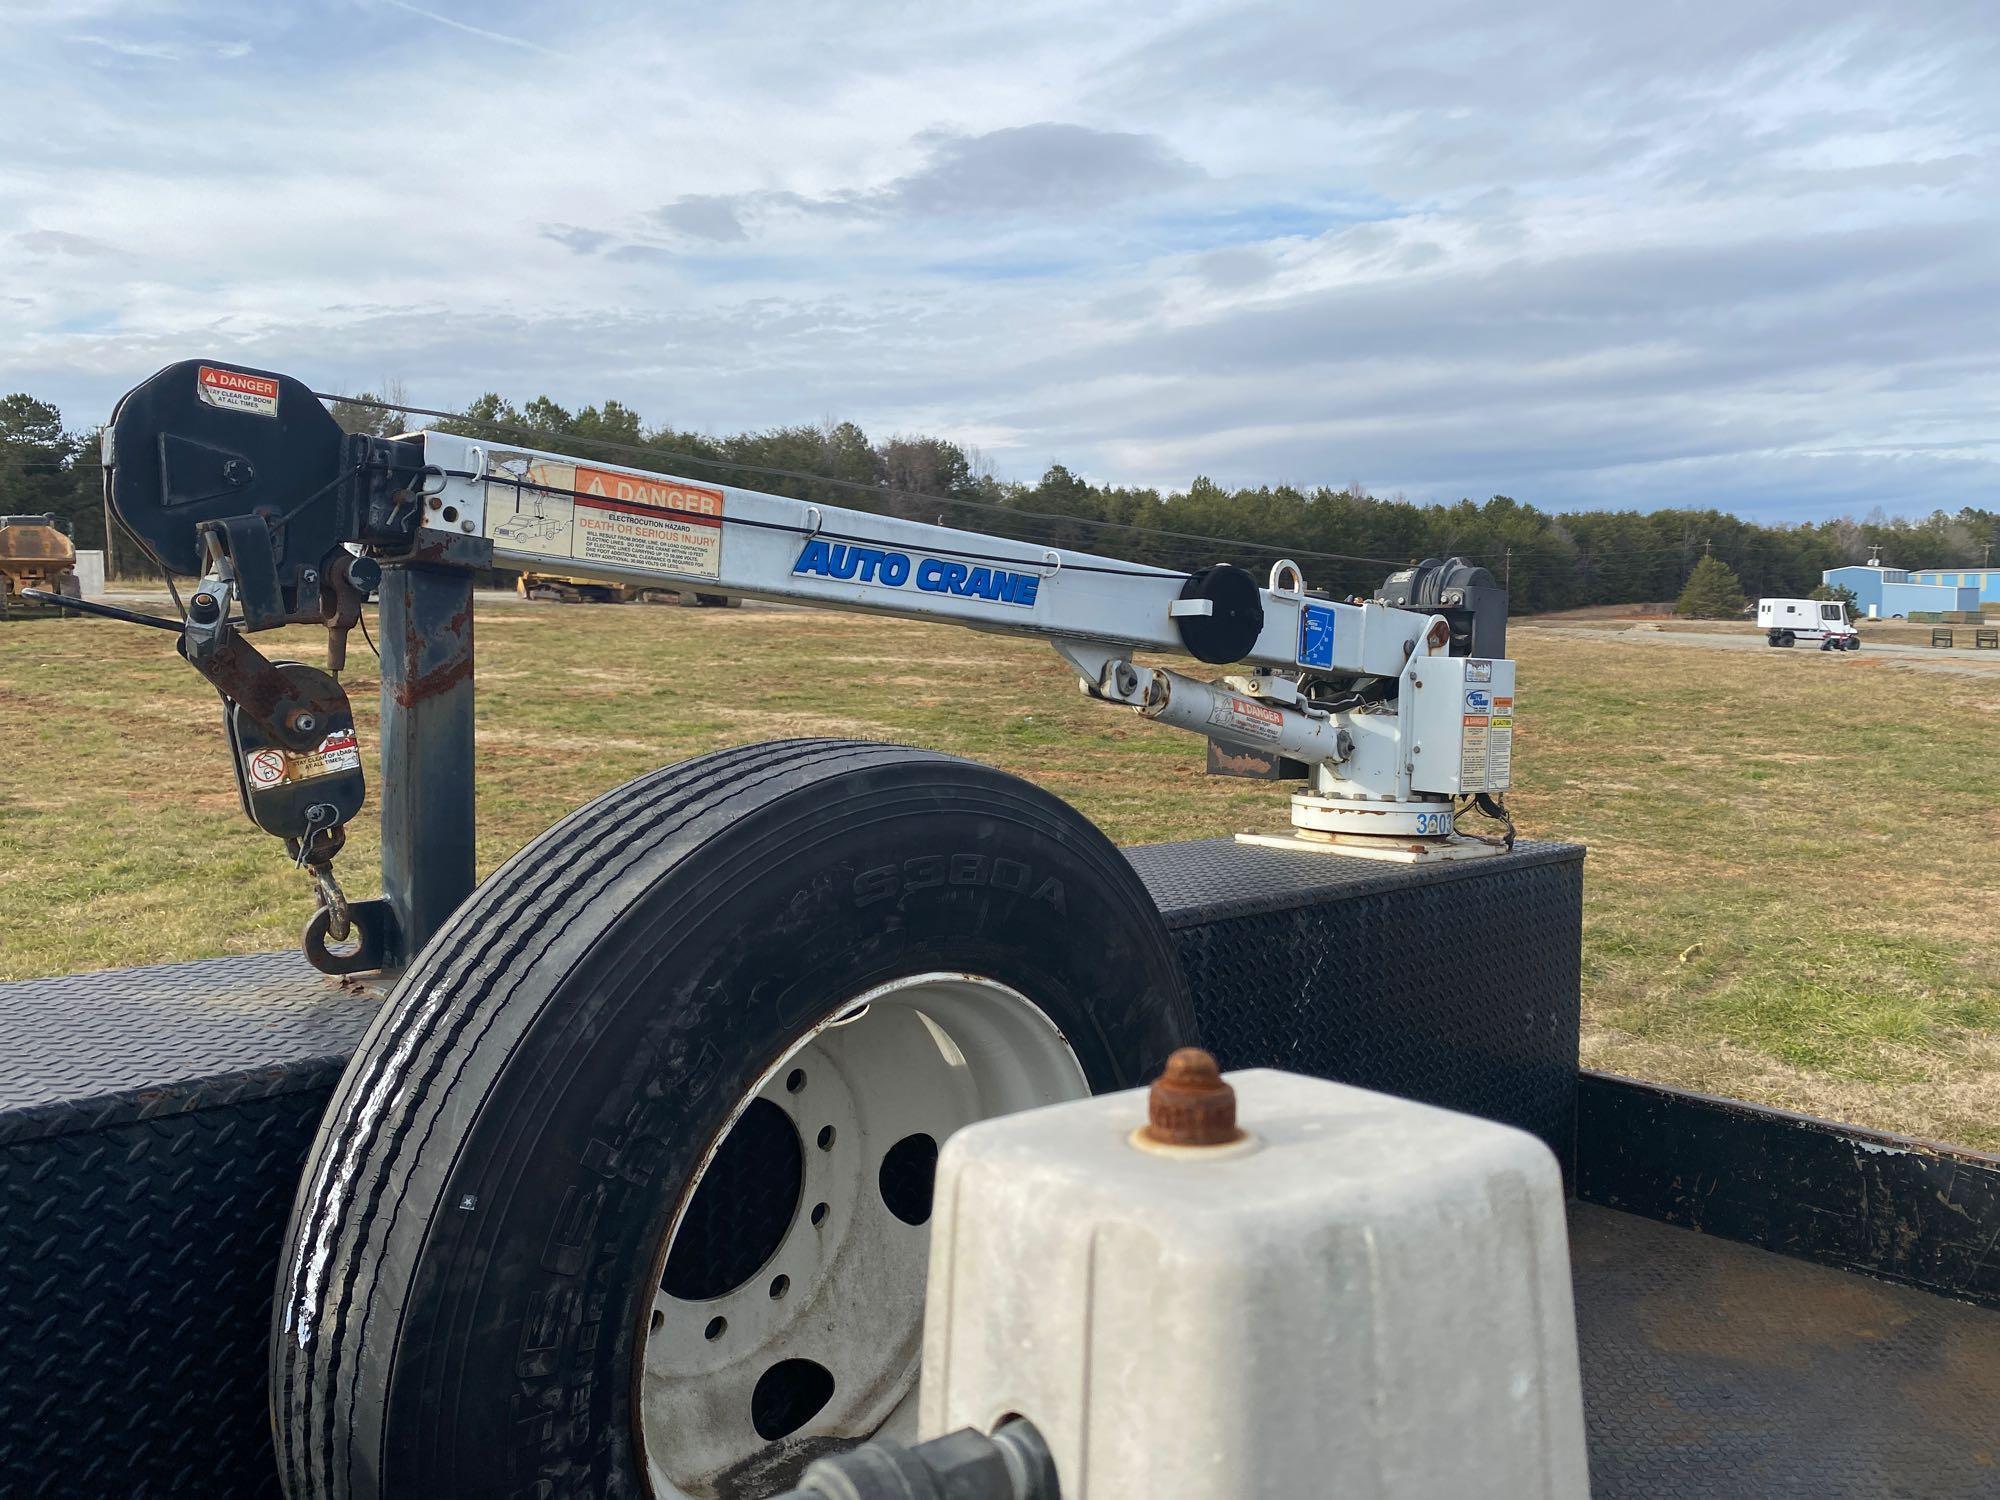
top-left (83, 359), bottom-right (1516, 972)
top-left (448, 429), bottom-right (1414, 673)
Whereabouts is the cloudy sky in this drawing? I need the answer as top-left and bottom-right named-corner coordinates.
top-left (3, 0), bottom-right (1996, 520)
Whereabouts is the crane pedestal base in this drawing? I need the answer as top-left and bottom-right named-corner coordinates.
top-left (1236, 828), bottom-right (1505, 862)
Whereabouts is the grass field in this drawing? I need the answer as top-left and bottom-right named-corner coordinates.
top-left (3, 599), bottom-right (1997, 1148)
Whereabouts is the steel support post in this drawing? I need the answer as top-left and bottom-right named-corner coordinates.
top-left (376, 558), bottom-right (477, 967)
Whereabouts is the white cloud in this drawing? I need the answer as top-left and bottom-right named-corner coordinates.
top-left (369, 0), bottom-right (566, 57)
top-left (66, 29), bottom-right (249, 61)
top-left (1, 0), bottom-right (1996, 520)
top-left (14, 229), bottom-right (123, 258)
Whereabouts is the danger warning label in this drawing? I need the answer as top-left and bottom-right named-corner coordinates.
top-left (1207, 693), bottom-right (1283, 743)
top-left (197, 366), bottom-right (280, 418)
top-left (571, 465), bottom-right (723, 579)
top-left (484, 455), bottom-right (724, 580)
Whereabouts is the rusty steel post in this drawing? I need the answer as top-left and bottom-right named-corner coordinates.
top-left (376, 558), bottom-right (477, 967)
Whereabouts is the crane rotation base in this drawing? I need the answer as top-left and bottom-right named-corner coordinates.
top-left (1235, 828), bottom-right (1506, 862)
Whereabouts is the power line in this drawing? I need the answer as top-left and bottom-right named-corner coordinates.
top-left (315, 390), bottom-right (1424, 572)
top-left (24, 391), bottom-right (1983, 589)
top-left (16, 439), bottom-right (1884, 584)
top-left (456, 466), bottom-right (1185, 582)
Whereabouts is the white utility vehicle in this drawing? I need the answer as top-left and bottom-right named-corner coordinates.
top-left (1758, 597), bottom-right (1859, 650)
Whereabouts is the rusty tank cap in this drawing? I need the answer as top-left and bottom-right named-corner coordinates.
top-left (1143, 1047), bottom-right (1244, 1147)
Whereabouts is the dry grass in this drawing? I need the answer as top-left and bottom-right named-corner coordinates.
top-left (2, 598), bottom-right (1996, 1148)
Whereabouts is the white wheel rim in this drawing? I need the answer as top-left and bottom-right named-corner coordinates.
top-left (637, 972), bottom-right (1086, 1498)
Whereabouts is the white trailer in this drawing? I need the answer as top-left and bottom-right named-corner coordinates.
top-left (1758, 597), bottom-right (1859, 650)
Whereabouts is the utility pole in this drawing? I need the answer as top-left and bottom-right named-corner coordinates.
top-left (1504, 546), bottom-right (1512, 593)
top-left (101, 489), bottom-right (132, 582)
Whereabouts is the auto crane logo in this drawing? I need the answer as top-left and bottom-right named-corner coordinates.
top-left (792, 539), bottom-right (1042, 606)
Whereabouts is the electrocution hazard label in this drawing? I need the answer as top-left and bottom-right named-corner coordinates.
top-left (197, 366), bottom-right (280, 418)
top-left (485, 455), bottom-right (723, 580)
top-left (571, 465), bottom-right (722, 579)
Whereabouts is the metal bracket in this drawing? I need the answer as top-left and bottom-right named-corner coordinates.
top-left (304, 898), bottom-right (398, 975)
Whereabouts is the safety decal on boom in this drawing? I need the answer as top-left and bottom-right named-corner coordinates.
top-left (485, 456), bottom-right (723, 579)
top-left (197, 366), bottom-right (280, 418)
top-left (1208, 694), bottom-right (1283, 743)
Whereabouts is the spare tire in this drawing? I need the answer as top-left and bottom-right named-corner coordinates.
top-left (272, 739), bottom-right (1193, 1500)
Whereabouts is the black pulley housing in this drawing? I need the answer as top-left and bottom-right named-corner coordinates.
top-left (1374, 555), bottom-right (1507, 659)
top-left (102, 359), bottom-right (426, 626)
top-left (223, 660), bottom-right (364, 842)
top-left (1174, 563), bottom-right (1265, 663)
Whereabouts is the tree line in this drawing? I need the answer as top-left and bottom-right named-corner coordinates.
top-left (5, 386), bottom-right (1994, 615)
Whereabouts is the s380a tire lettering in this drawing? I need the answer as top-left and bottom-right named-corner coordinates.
top-left (851, 853), bottom-right (1064, 911)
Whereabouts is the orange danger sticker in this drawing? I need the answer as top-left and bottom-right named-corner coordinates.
top-left (1207, 693), bottom-right (1283, 742)
top-left (197, 365), bottom-right (280, 418)
top-left (568, 464), bottom-right (725, 579)
top-left (573, 465), bottom-right (723, 524)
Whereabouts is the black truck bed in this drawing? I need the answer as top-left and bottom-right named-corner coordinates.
top-left (5, 842), bottom-right (1997, 1496)
top-left (1572, 1204), bottom-right (2000, 1497)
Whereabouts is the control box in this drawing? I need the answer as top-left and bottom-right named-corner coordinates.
top-left (1408, 655), bottom-right (1515, 795)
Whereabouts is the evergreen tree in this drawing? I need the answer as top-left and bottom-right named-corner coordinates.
top-left (11, 383), bottom-right (1999, 607)
top-left (0, 394), bottom-right (104, 548)
top-left (1675, 556), bottom-right (1748, 618)
top-left (328, 391), bottom-right (407, 438)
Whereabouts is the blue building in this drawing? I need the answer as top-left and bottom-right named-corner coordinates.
top-left (1910, 567), bottom-right (2000, 606)
top-left (1821, 562), bottom-right (1979, 618)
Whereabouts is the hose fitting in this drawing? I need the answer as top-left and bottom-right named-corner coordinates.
top-left (772, 1417), bottom-right (1058, 1500)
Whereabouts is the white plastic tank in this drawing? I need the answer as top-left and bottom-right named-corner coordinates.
top-left (73, 549), bottom-right (105, 598)
top-left (921, 1053), bottom-right (1589, 1499)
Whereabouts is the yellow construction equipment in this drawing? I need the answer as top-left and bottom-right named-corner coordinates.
top-left (0, 513), bottom-right (81, 618)
top-left (515, 571), bottom-right (739, 607)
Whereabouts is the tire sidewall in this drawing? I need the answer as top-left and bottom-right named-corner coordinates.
top-left (373, 766), bottom-right (1187, 1497)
